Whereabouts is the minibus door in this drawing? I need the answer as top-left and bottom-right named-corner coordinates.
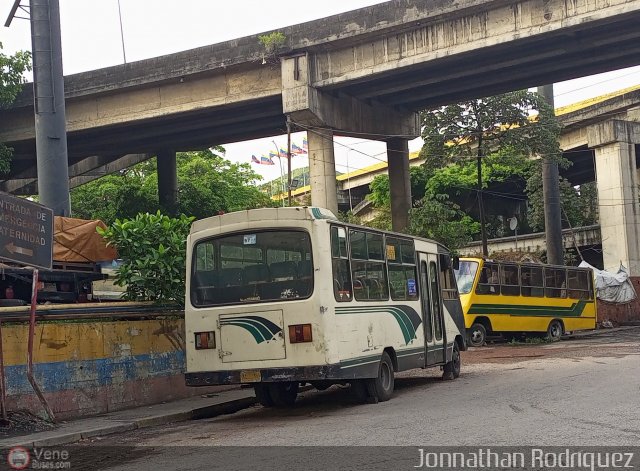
top-left (419, 253), bottom-right (446, 366)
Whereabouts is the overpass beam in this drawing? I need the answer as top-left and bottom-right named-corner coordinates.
top-left (387, 138), bottom-right (412, 232)
top-left (157, 150), bottom-right (178, 216)
top-left (588, 120), bottom-right (640, 274)
top-left (282, 54), bottom-right (419, 216)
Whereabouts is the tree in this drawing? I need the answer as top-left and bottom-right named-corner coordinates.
top-left (71, 148), bottom-right (273, 224)
top-left (421, 90), bottom-right (562, 255)
top-left (0, 42), bottom-right (31, 173)
top-left (98, 212), bottom-right (194, 305)
top-left (364, 168), bottom-right (479, 250)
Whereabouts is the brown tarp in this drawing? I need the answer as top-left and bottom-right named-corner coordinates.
top-left (53, 217), bottom-right (117, 263)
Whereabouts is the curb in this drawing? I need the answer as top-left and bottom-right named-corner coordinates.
top-left (7, 395), bottom-right (258, 449)
top-left (190, 397), bottom-right (257, 420)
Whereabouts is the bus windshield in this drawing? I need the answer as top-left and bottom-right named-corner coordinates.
top-left (190, 230), bottom-right (313, 307)
top-left (454, 260), bottom-right (478, 295)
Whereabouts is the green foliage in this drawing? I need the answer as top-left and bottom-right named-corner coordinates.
top-left (526, 166), bottom-right (598, 231)
top-left (368, 174), bottom-right (391, 208)
top-left (417, 90), bottom-right (598, 240)
top-left (258, 32), bottom-right (286, 53)
top-left (338, 211), bottom-right (362, 225)
top-left (1, 42), bottom-right (32, 174)
top-left (365, 171), bottom-right (479, 249)
top-left (0, 43), bottom-right (31, 108)
top-left (71, 149), bottom-right (272, 224)
top-left (421, 90), bottom-right (561, 167)
top-left (408, 195), bottom-right (481, 250)
top-left (97, 212), bottom-right (194, 304)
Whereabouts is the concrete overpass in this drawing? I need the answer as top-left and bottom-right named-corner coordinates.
top-left (1, 0), bottom-right (640, 267)
top-left (1, 0), bottom-right (639, 196)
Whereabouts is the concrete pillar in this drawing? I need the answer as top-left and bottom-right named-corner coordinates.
top-left (387, 138), bottom-right (412, 232)
top-left (157, 150), bottom-right (178, 216)
top-left (280, 54), bottom-right (418, 219)
top-left (307, 129), bottom-right (338, 215)
top-left (588, 120), bottom-right (640, 274)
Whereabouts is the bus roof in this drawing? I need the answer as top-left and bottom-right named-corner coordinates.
top-left (190, 207), bottom-right (338, 234)
top-left (460, 256), bottom-right (592, 270)
top-left (190, 206), bottom-right (449, 252)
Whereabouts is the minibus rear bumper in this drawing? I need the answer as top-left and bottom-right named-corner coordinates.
top-left (186, 363), bottom-right (378, 386)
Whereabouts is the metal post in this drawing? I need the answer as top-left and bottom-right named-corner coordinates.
top-left (26, 269), bottom-right (55, 422)
top-left (286, 118), bottom-right (292, 207)
top-left (117, 0), bottom-right (127, 63)
top-left (0, 319), bottom-right (7, 423)
top-left (477, 141), bottom-right (488, 256)
top-left (273, 141), bottom-right (285, 207)
top-left (538, 84), bottom-right (564, 265)
top-left (30, 0), bottom-right (71, 216)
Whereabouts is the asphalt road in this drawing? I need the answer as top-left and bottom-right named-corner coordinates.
top-left (77, 327), bottom-right (640, 471)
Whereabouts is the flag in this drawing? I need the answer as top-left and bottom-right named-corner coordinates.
top-left (252, 154), bottom-right (275, 165)
top-left (269, 150), bottom-right (279, 159)
top-left (291, 143), bottom-right (306, 155)
top-left (279, 148), bottom-right (288, 158)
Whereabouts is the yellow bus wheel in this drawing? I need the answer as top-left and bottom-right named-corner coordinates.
top-left (547, 320), bottom-right (564, 341)
top-left (468, 323), bottom-right (487, 347)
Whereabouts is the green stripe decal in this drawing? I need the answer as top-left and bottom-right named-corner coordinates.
top-left (220, 316), bottom-right (282, 344)
top-left (468, 300), bottom-right (590, 317)
top-left (335, 305), bottom-right (422, 345)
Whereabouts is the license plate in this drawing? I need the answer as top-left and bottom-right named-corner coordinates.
top-left (240, 369), bottom-right (261, 383)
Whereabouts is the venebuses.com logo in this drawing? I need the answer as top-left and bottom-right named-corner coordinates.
top-left (7, 446), bottom-right (30, 470)
top-left (6, 446), bottom-right (71, 469)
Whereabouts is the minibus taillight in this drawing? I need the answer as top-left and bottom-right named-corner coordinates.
top-left (289, 324), bottom-right (312, 343)
top-left (195, 331), bottom-right (216, 350)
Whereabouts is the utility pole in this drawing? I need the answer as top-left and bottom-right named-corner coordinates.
top-left (538, 84), bottom-right (564, 266)
top-left (30, 0), bottom-right (71, 216)
top-left (477, 137), bottom-right (488, 256)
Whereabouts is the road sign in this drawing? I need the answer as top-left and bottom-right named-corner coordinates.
top-left (0, 192), bottom-right (53, 270)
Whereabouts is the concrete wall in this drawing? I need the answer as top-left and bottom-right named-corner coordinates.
top-left (1, 317), bottom-right (216, 420)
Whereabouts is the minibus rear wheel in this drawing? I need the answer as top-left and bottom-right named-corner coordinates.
top-left (366, 352), bottom-right (395, 402)
top-left (254, 384), bottom-right (275, 408)
top-left (268, 381), bottom-right (299, 407)
top-left (443, 342), bottom-right (461, 380)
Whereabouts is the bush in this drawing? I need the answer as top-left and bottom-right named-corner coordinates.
top-left (97, 212), bottom-right (194, 305)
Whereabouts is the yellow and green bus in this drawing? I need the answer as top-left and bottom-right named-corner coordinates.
top-left (454, 257), bottom-right (597, 346)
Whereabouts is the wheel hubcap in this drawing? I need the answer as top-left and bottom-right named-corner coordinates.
top-left (380, 363), bottom-right (391, 390)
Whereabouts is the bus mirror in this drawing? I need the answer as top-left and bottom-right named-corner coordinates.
top-left (452, 256), bottom-right (460, 270)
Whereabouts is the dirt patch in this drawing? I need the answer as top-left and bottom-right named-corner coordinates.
top-left (463, 332), bottom-right (640, 365)
top-left (0, 410), bottom-right (55, 439)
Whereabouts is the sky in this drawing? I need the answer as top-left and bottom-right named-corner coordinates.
top-left (2, 0), bottom-right (640, 185)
